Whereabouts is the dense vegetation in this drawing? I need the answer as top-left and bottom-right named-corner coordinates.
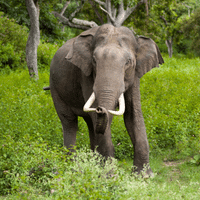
top-left (0, 12), bottom-right (28, 70)
top-left (0, 56), bottom-right (200, 197)
top-left (1, 0), bottom-right (200, 58)
top-left (0, 12), bottom-right (61, 71)
top-left (0, 1), bottom-right (200, 198)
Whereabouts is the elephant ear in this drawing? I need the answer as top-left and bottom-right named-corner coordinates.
top-left (65, 26), bottom-right (99, 76)
top-left (136, 36), bottom-right (164, 78)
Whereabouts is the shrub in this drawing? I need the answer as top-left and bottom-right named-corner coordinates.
top-left (141, 56), bottom-right (200, 157)
top-left (37, 41), bottom-right (60, 69)
top-left (181, 7), bottom-right (200, 56)
top-left (0, 70), bottom-right (63, 148)
top-left (0, 145), bottom-right (140, 198)
top-left (0, 56), bottom-right (200, 161)
top-left (0, 12), bottom-right (28, 70)
top-left (189, 154), bottom-right (200, 166)
top-left (0, 12), bottom-right (62, 71)
top-left (0, 56), bottom-right (200, 198)
top-left (1, 147), bottom-right (200, 199)
top-left (0, 137), bottom-right (69, 195)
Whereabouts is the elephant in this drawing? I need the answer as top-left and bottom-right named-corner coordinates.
top-left (49, 24), bottom-right (164, 176)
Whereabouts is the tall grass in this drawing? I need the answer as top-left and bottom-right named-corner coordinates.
top-left (141, 56), bottom-right (200, 158)
top-left (0, 56), bottom-right (200, 197)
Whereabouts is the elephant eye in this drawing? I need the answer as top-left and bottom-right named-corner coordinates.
top-left (126, 59), bottom-right (131, 66)
top-left (92, 56), bottom-right (96, 64)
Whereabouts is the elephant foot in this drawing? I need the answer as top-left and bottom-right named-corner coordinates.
top-left (133, 164), bottom-right (154, 179)
top-left (142, 170), bottom-right (154, 179)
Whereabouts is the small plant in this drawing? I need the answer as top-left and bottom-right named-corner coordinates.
top-left (189, 154), bottom-right (200, 166)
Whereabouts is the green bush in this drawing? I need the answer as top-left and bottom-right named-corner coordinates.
top-left (37, 41), bottom-right (60, 69)
top-left (189, 154), bottom-right (200, 166)
top-left (0, 12), bottom-right (28, 70)
top-left (0, 11), bottom-right (62, 71)
top-left (181, 7), bottom-right (200, 57)
top-left (0, 145), bottom-right (147, 198)
top-left (0, 56), bottom-right (199, 162)
top-left (0, 139), bottom-right (67, 195)
top-left (0, 56), bottom-right (200, 197)
top-left (0, 70), bottom-right (63, 147)
top-left (141, 56), bottom-right (200, 157)
top-left (1, 147), bottom-right (200, 199)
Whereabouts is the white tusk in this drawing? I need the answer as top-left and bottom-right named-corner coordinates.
top-left (108, 93), bottom-right (125, 116)
top-left (83, 92), bottom-right (96, 112)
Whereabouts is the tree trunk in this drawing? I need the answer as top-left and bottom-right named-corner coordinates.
top-left (165, 38), bottom-right (173, 58)
top-left (25, 0), bottom-right (40, 80)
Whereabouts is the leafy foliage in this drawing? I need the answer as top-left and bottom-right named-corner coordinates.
top-left (0, 56), bottom-right (200, 197)
top-left (181, 7), bottom-right (200, 56)
top-left (1, 147), bottom-right (200, 199)
top-left (189, 154), bottom-right (200, 166)
top-left (0, 12), bottom-right (62, 70)
top-left (0, 0), bottom-right (75, 43)
top-left (128, 0), bottom-right (200, 57)
top-left (0, 12), bottom-right (28, 69)
top-left (0, 56), bottom-right (199, 159)
top-left (37, 41), bottom-right (60, 69)
top-left (141, 56), bottom-right (200, 158)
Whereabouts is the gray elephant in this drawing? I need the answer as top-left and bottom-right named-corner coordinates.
top-left (49, 24), bottom-right (164, 176)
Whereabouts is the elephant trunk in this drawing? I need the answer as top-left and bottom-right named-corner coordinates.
top-left (83, 92), bottom-right (125, 135)
top-left (83, 92), bottom-right (125, 116)
top-left (95, 106), bottom-right (109, 134)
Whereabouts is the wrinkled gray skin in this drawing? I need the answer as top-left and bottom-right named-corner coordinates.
top-left (50, 24), bottom-right (164, 176)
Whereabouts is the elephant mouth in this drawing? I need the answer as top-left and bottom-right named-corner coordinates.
top-left (83, 92), bottom-right (125, 116)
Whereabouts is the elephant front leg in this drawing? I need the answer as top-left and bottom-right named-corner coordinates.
top-left (124, 77), bottom-right (153, 177)
top-left (83, 116), bottom-right (96, 151)
top-left (51, 92), bottom-right (78, 152)
top-left (61, 115), bottom-right (78, 152)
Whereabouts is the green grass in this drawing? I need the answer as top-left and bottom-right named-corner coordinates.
top-left (0, 149), bottom-right (200, 199)
top-left (0, 56), bottom-right (200, 198)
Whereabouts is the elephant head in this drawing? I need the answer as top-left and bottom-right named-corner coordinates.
top-left (66, 24), bottom-right (164, 135)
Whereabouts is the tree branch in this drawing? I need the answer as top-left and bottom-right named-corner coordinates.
top-left (93, 0), bottom-right (106, 6)
top-left (145, 0), bottom-right (148, 16)
top-left (125, 0), bottom-right (145, 20)
top-left (106, 0), bottom-right (112, 24)
top-left (115, 1), bottom-right (125, 26)
top-left (69, 0), bottom-right (85, 20)
top-left (115, 0), bottom-right (145, 26)
top-left (89, 0), bottom-right (104, 24)
top-left (99, 5), bottom-right (115, 24)
top-left (118, 0), bottom-right (124, 14)
top-left (52, 11), bottom-right (97, 30)
top-left (72, 18), bottom-right (98, 27)
top-left (112, 5), bottom-right (117, 20)
top-left (160, 15), bottom-right (168, 26)
top-left (60, 1), bottom-right (70, 16)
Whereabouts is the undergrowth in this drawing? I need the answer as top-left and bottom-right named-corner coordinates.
top-left (1, 148), bottom-right (200, 199)
top-left (0, 56), bottom-right (200, 197)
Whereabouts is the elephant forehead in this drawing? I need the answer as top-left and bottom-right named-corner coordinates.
top-left (96, 24), bottom-right (115, 35)
top-left (95, 26), bottom-right (136, 47)
top-left (96, 25), bottom-right (135, 38)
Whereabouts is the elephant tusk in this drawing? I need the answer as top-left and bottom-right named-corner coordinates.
top-left (83, 92), bottom-right (96, 112)
top-left (108, 93), bottom-right (125, 116)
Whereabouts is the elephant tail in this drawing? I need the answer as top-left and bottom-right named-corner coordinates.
top-left (43, 86), bottom-right (50, 90)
